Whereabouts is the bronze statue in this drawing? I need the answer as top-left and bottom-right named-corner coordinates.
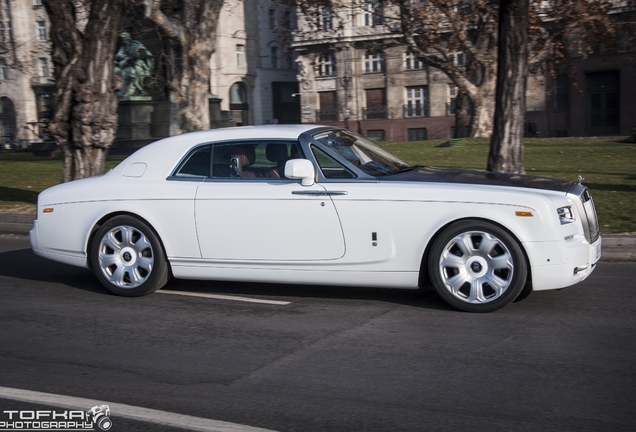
top-left (114, 32), bottom-right (154, 97)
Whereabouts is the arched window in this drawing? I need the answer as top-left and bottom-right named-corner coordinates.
top-left (230, 82), bottom-right (247, 106)
top-left (229, 83), bottom-right (248, 126)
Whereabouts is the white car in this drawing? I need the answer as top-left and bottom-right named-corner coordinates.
top-left (30, 125), bottom-right (601, 312)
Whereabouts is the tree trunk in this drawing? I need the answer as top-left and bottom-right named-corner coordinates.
top-left (468, 73), bottom-right (497, 139)
top-left (454, 91), bottom-right (470, 138)
top-left (487, 0), bottom-right (529, 173)
top-left (145, 0), bottom-right (224, 135)
top-left (43, 0), bottom-right (126, 182)
top-left (168, 40), bottom-right (214, 135)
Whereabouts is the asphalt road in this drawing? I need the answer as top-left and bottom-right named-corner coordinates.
top-left (1, 234), bottom-right (635, 432)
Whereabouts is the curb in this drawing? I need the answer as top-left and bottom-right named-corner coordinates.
top-left (1, 214), bottom-right (634, 262)
top-left (0, 214), bottom-right (34, 236)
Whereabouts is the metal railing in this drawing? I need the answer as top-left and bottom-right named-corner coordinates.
top-left (403, 104), bottom-right (429, 118)
top-left (363, 106), bottom-right (388, 120)
top-left (316, 110), bottom-right (339, 122)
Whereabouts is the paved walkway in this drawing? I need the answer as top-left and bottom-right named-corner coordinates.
top-left (2, 213), bottom-right (634, 261)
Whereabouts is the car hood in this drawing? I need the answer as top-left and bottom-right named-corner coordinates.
top-left (382, 166), bottom-right (573, 193)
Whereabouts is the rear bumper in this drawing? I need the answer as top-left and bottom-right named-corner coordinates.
top-left (525, 236), bottom-right (601, 291)
top-left (30, 219), bottom-right (88, 268)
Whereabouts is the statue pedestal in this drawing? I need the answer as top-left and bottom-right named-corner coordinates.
top-left (113, 99), bottom-right (156, 155)
top-left (117, 99), bottom-right (154, 140)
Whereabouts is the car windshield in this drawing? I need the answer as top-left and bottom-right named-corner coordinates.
top-left (313, 130), bottom-right (412, 176)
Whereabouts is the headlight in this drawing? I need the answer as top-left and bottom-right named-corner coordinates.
top-left (557, 206), bottom-right (575, 225)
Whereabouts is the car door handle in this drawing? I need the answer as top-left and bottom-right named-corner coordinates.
top-left (292, 190), bottom-right (348, 196)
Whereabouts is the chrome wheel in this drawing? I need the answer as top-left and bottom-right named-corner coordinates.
top-left (438, 231), bottom-right (514, 304)
top-left (91, 215), bottom-right (169, 296)
top-left (98, 225), bottom-right (154, 288)
top-left (428, 220), bottom-right (527, 312)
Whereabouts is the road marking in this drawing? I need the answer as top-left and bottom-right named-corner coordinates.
top-left (0, 386), bottom-right (277, 432)
top-left (158, 290), bottom-right (290, 305)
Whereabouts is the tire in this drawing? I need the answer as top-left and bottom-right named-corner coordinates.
top-left (428, 220), bottom-right (527, 313)
top-left (90, 215), bottom-right (169, 296)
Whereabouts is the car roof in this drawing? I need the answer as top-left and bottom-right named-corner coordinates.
top-left (109, 125), bottom-right (325, 180)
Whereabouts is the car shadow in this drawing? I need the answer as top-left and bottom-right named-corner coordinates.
top-left (0, 246), bottom-right (454, 311)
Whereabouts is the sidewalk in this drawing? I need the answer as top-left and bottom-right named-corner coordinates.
top-left (1, 213), bottom-right (634, 262)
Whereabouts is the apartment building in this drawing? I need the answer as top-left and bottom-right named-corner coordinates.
top-left (0, 0), bottom-right (53, 148)
top-left (292, 1), bottom-right (635, 141)
top-left (292, 2), bottom-right (462, 141)
top-left (210, 0), bottom-right (299, 126)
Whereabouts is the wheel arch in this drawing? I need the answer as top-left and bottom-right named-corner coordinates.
top-left (86, 211), bottom-right (169, 271)
top-left (418, 216), bottom-right (532, 289)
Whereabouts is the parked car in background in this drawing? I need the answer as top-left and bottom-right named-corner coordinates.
top-left (30, 125), bottom-right (601, 312)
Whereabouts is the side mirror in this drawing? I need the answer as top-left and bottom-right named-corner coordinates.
top-left (285, 159), bottom-right (315, 186)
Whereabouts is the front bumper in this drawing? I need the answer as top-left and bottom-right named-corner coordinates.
top-left (524, 236), bottom-right (601, 291)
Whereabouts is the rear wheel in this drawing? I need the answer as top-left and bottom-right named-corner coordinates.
top-left (91, 216), bottom-right (169, 296)
top-left (428, 220), bottom-right (527, 312)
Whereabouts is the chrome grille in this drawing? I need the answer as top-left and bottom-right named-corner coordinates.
top-left (568, 184), bottom-right (600, 243)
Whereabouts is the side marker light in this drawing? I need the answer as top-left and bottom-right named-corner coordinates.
top-left (515, 211), bottom-right (533, 217)
top-left (43, 208), bottom-right (54, 213)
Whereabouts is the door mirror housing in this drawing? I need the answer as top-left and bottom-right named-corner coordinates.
top-left (285, 159), bottom-right (315, 186)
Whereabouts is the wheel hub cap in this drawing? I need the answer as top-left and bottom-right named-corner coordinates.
top-left (438, 231), bottom-right (514, 304)
top-left (97, 225), bottom-right (153, 289)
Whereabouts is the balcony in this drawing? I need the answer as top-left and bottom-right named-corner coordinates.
top-left (30, 76), bottom-right (55, 89)
top-left (316, 110), bottom-right (339, 122)
top-left (403, 104), bottom-right (429, 118)
top-left (363, 106), bottom-right (387, 120)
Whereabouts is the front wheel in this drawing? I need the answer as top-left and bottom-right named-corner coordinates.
top-left (90, 216), bottom-right (169, 296)
top-left (428, 220), bottom-right (527, 312)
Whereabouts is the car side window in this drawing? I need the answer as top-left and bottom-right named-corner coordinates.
top-left (311, 145), bottom-right (356, 179)
top-left (173, 145), bottom-right (211, 177)
top-left (211, 141), bottom-right (301, 179)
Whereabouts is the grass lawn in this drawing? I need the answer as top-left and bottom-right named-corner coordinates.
top-left (1, 136), bottom-right (634, 233)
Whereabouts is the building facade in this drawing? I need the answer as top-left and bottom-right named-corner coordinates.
top-left (0, 0), bottom-right (54, 149)
top-left (210, 0), bottom-right (299, 126)
top-left (292, 1), bottom-right (636, 141)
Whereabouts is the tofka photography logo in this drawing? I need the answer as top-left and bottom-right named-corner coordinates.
top-left (0, 405), bottom-right (112, 431)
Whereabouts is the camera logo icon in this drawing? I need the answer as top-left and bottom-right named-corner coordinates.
top-left (86, 405), bottom-right (112, 431)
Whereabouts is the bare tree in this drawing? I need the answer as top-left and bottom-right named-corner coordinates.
top-left (144, 0), bottom-right (224, 134)
top-left (43, 0), bottom-right (129, 182)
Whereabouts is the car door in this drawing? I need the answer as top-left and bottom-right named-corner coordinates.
top-left (194, 140), bottom-right (345, 261)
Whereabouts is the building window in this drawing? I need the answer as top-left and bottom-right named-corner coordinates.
top-left (0, 59), bottom-right (8, 80)
top-left (317, 53), bottom-right (336, 76)
top-left (405, 52), bottom-right (425, 70)
top-left (271, 46), bottom-right (278, 69)
top-left (364, 88), bottom-right (387, 119)
top-left (554, 74), bottom-right (569, 111)
top-left (366, 130), bottom-right (385, 141)
top-left (236, 45), bottom-right (245, 67)
top-left (284, 11), bottom-right (296, 30)
top-left (37, 21), bottom-right (46, 41)
top-left (449, 51), bottom-right (466, 66)
top-left (408, 128), bottom-right (427, 141)
top-left (268, 8), bottom-right (276, 31)
top-left (40, 58), bottom-right (49, 77)
top-left (364, 51), bottom-right (385, 73)
top-left (320, 7), bottom-right (333, 30)
top-left (405, 86), bottom-right (429, 117)
top-left (448, 85), bottom-right (458, 115)
top-left (318, 91), bottom-right (338, 121)
top-left (364, 0), bottom-right (384, 26)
